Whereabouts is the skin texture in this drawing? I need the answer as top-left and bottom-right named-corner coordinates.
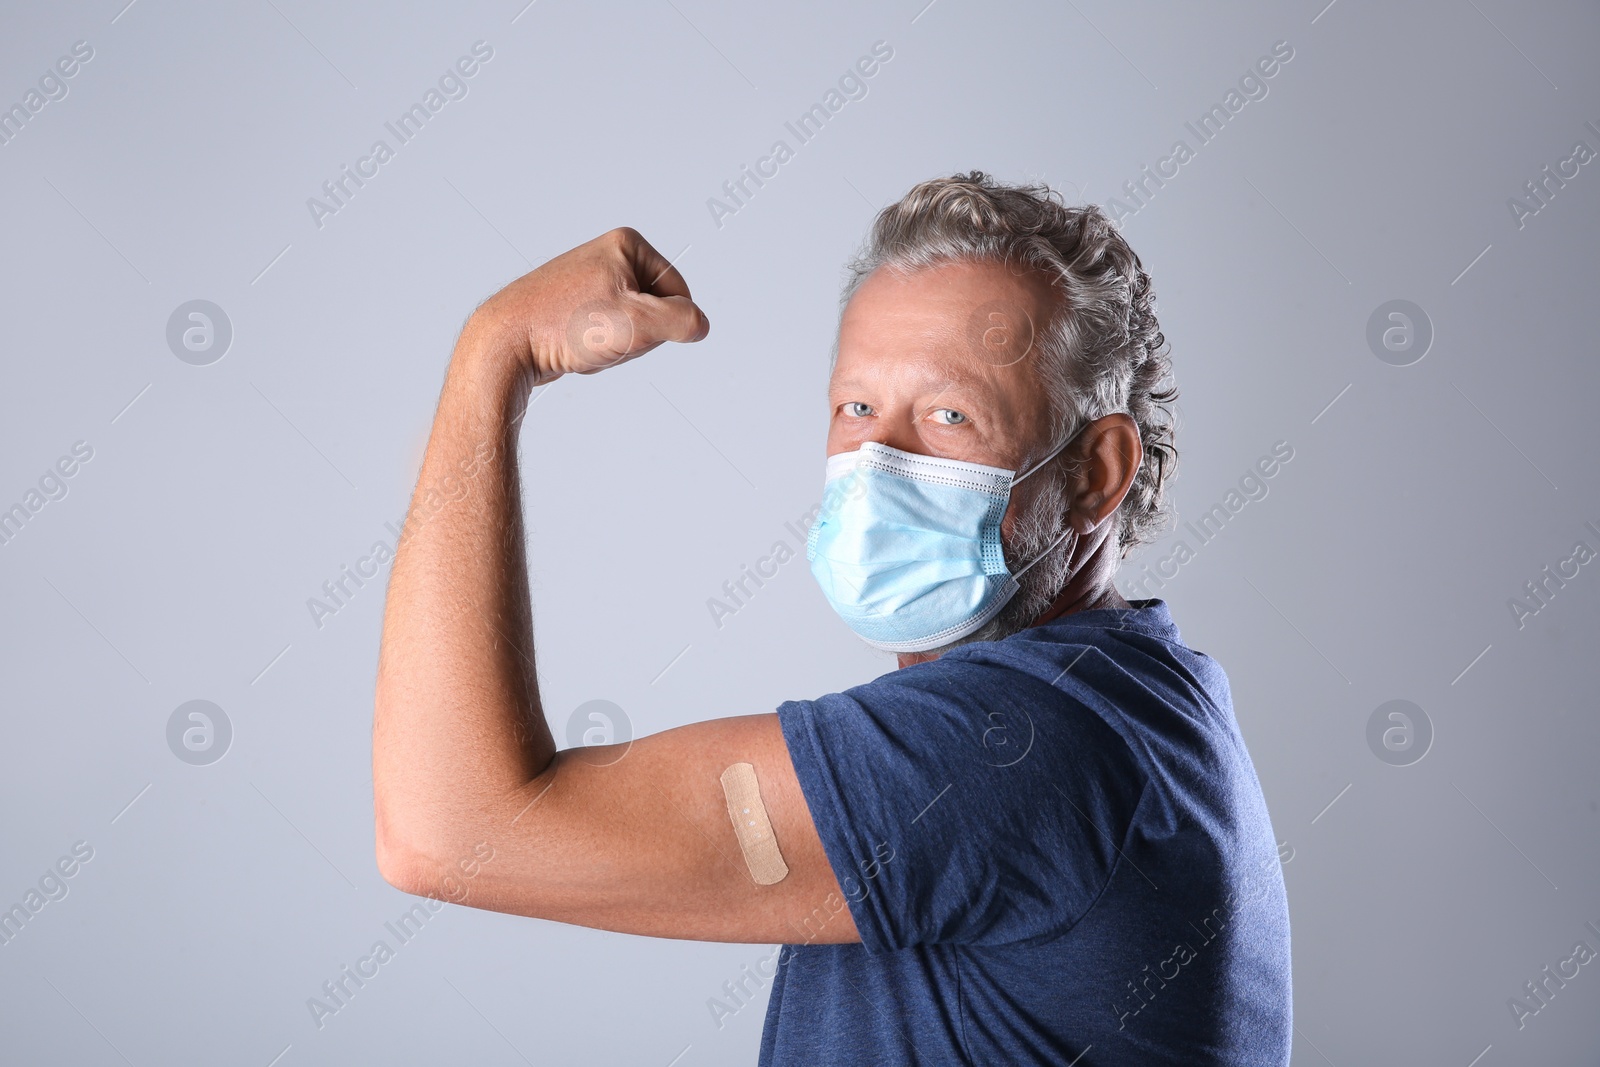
top-left (372, 228), bottom-right (1141, 944)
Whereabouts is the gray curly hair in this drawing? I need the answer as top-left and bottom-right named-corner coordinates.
top-left (834, 170), bottom-right (1178, 560)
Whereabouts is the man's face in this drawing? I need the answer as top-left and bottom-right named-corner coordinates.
top-left (828, 258), bottom-right (1062, 534)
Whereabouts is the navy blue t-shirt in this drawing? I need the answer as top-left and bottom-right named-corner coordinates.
top-left (761, 599), bottom-right (1291, 1066)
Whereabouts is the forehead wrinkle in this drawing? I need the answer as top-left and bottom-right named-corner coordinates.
top-left (834, 348), bottom-right (995, 389)
top-left (833, 318), bottom-right (1044, 425)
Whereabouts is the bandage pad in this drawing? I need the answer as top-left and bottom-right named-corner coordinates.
top-left (720, 762), bottom-right (789, 885)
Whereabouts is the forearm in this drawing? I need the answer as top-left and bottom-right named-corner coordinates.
top-left (373, 321), bottom-right (553, 871)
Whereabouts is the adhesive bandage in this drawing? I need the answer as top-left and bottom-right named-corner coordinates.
top-left (720, 762), bottom-right (789, 885)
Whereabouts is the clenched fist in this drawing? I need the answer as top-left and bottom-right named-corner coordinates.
top-left (462, 227), bottom-right (711, 389)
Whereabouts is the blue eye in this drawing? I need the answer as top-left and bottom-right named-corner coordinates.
top-left (843, 402), bottom-right (873, 417)
top-left (931, 409), bottom-right (967, 425)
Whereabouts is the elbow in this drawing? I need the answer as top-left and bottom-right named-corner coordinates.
top-left (374, 797), bottom-right (444, 897)
top-left (375, 828), bottom-right (425, 896)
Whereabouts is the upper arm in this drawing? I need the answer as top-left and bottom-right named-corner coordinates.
top-left (380, 712), bottom-right (861, 946)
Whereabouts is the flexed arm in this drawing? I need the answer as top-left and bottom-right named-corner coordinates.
top-left (372, 228), bottom-right (859, 944)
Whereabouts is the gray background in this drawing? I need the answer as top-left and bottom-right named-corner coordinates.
top-left (1, 0), bottom-right (1596, 1063)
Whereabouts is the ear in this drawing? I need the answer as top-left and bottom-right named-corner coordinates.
top-left (1066, 413), bottom-right (1143, 535)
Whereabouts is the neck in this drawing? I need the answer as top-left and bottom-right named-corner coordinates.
top-left (895, 524), bottom-right (1131, 670)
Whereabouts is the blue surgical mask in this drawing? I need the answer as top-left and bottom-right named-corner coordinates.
top-left (806, 429), bottom-right (1081, 653)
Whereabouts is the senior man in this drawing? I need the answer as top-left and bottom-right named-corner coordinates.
top-left (373, 171), bottom-right (1292, 1065)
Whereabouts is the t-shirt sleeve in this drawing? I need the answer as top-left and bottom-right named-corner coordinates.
top-left (777, 656), bottom-right (1147, 953)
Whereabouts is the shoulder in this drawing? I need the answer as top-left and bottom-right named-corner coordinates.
top-left (785, 650), bottom-right (1123, 747)
top-left (958, 602), bottom-right (1236, 725)
top-left (779, 646), bottom-right (1147, 810)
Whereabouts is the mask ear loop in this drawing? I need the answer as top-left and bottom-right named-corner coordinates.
top-left (1012, 420), bottom-right (1089, 486)
top-left (1012, 523), bottom-right (1075, 579)
top-left (1009, 420), bottom-right (1092, 579)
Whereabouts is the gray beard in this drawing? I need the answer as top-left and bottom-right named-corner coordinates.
top-left (934, 472), bottom-right (1078, 652)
